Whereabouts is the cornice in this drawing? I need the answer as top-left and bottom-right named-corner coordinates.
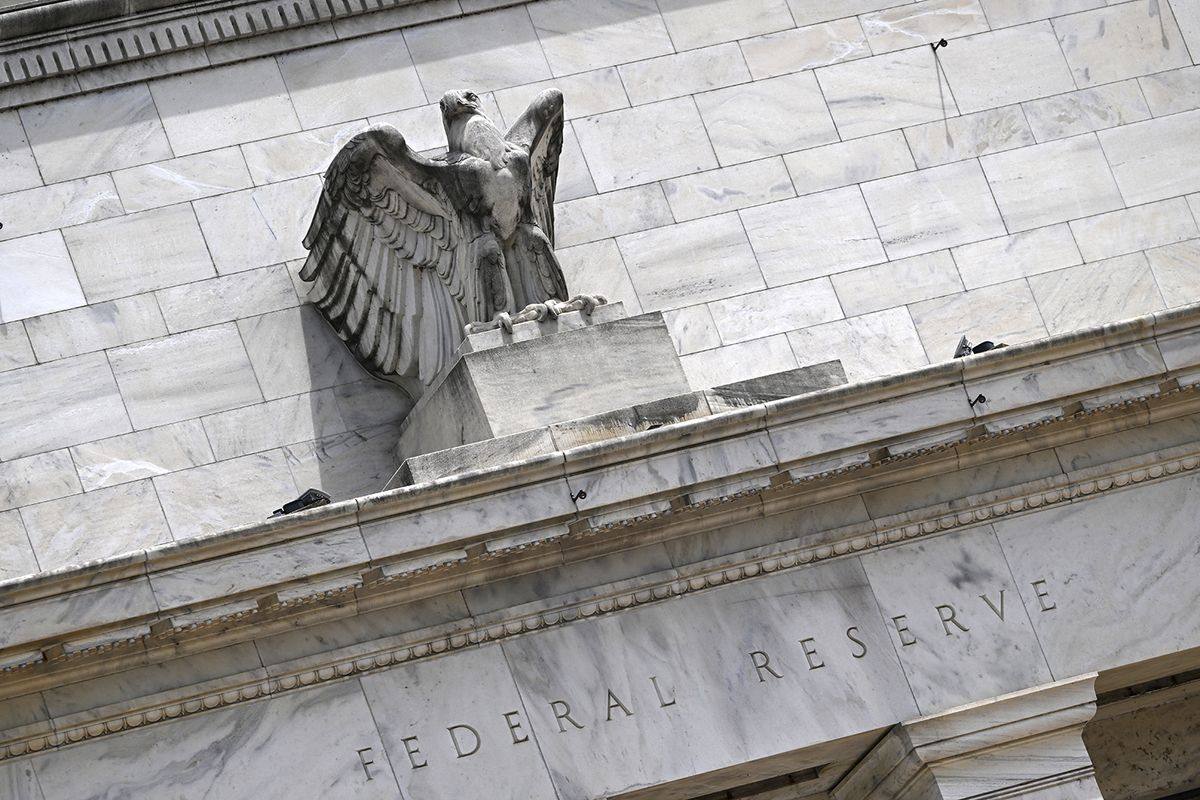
top-left (2, 436), bottom-right (1197, 762)
top-left (0, 0), bottom-right (519, 108)
top-left (1, 306), bottom-right (1197, 654)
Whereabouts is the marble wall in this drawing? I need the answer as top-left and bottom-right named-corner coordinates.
top-left (2, 0), bottom-right (1200, 575)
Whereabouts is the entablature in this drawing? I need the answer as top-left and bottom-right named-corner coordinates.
top-left (2, 303), bottom-right (1200, 760)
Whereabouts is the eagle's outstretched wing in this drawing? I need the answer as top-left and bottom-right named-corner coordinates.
top-left (301, 126), bottom-right (478, 396)
top-left (506, 89), bottom-right (564, 247)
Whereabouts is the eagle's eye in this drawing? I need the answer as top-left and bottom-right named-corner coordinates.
top-left (465, 92), bottom-right (478, 103)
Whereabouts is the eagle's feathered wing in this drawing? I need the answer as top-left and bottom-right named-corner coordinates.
top-left (300, 127), bottom-right (479, 397)
top-left (505, 89), bottom-right (569, 303)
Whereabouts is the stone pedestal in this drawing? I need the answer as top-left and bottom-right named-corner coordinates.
top-left (397, 359), bottom-right (847, 485)
top-left (394, 302), bottom-right (849, 486)
top-left (834, 676), bottom-right (1102, 800)
top-left (396, 304), bottom-right (690, 461)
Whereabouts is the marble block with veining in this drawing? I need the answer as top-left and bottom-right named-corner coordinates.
top-left (360, 644), bottom-right (560, 800)
top-left (0, 232), bottom-right (85, 323)
top-left (994, 472), bottom-right (1200, 678)
top-left (396, 309), bottom-right (690, 461)
top-left (28, 679), bottom-right (401, 799)
top-left (498, 556), bottom-right (918, 800)
top-left (860, 525), bottom-right (1054, 714)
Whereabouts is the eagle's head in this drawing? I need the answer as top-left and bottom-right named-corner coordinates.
top-left (439, 90), bottom-right (485, 122)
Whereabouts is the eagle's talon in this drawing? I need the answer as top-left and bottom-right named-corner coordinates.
top-left (567, 294), bottom-right (606, 316)
top-left (464, 320), bottom-right (490, 335)
top-left (526, 302), bottom-right (552, 322)
top-left (464, 294), bottom-right (609, 337)
top-left (544, 300), bottom-right (571, 318)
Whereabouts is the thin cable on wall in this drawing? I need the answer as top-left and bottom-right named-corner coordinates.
top-left (931, 38), bottom-right (952, 146)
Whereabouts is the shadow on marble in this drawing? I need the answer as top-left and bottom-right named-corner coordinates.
top-left (1085, 684), bottom-right (1200, 799)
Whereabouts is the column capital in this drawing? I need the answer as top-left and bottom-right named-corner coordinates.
top-left (834, 674), bottom-right (1102, 800)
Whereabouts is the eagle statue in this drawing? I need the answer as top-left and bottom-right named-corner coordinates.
top-left (300, 88), bottom-right (603, 402)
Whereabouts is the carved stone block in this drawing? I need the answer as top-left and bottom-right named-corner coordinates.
top-left (396, 308), bottom-right (689, 462)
